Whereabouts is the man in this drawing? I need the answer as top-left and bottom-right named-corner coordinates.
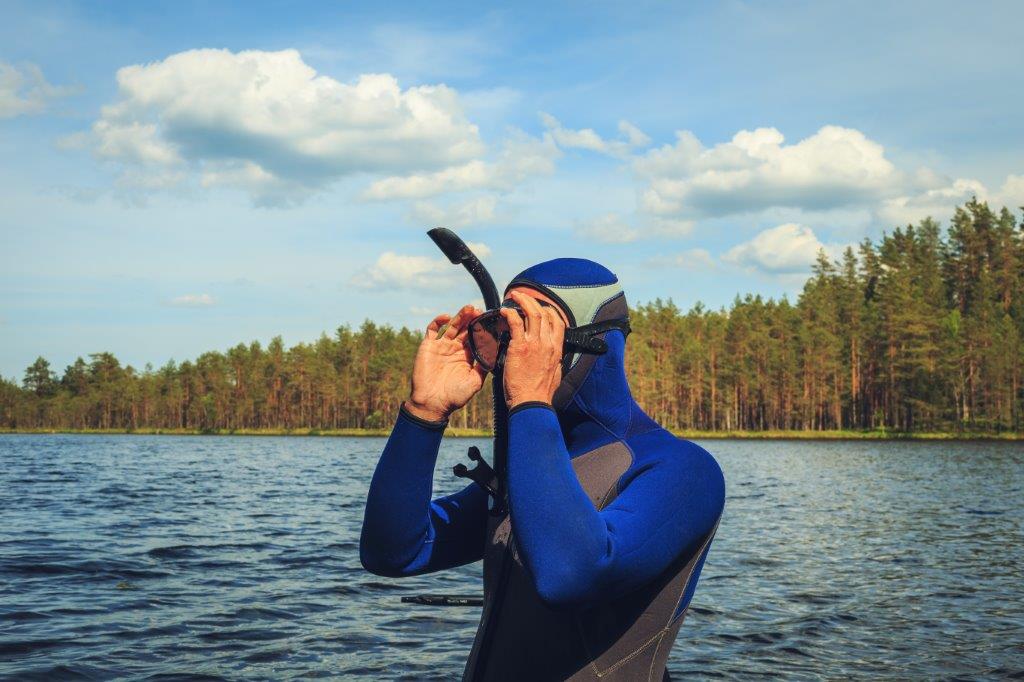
top-left (360, 257), bottom-right (725, 681)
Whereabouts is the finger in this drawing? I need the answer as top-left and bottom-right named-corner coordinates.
top-left (454, 305), bottom-right (485, 344)
top-left (426, 313), bottom-right (452, 337)
top-left (445, 304), bottom-right (478, 338)
top-left (544, 306), bottom-right (564, 344)
top-left (548, 307), bottom-right (566, 346)
top-left (511, 291), bottom-right (543, 337)
top-left (499, 306), bottom-right (525, 342)
top-left (536, 300), bottom-right (552, 340)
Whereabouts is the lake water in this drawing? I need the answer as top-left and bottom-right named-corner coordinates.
top-left (1, 435), bottom-right (1022, 680)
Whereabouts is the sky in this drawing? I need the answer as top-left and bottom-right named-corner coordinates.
top-left (2, 0), bottom-right (1023, 380)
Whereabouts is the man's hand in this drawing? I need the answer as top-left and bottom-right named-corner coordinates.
top-left (406, 304), bottom-right (487, 422)
top-left (500, 290), bottom-right (566, 409)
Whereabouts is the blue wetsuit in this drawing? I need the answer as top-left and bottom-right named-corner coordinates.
top-left (361, 259), bottom-right (725, 681)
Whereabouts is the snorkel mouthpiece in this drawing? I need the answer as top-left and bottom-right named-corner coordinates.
top-left (426, 226), bottom-right (509, 518)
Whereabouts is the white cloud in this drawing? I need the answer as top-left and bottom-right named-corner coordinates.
top-left (409, 305), bottom-right (436, 316)
top-left (411, 196), bottom-right (499, 228)
top-left (724, 223), bottom-right (841, 274)
top-left (574, 213), bottom-right (694, 243)
top-left (648, 217), bottom-right (696, 238)
top-left (649, 248), bottom-right (716, 270)
top-left (363, 130), bottom-right (559, 200)
top-left (575, 213), bottom-right (641, 243)
top-left (618, 120), bottom-right (652, 149)
top-left (540, 112), bottom-right (651, 158)
top-left (356, 252), bottom-right (448, 290)
top-left (169, 293), bottom-right (215, 307)
top-left (0, 61), bottom-right (75, 118)
top-left (463, 241), bottom-right (492, 258)
top-left (78, 48), bottom-right (484, 205)
top-left (880, 173), bottom-right (1024, 227)
top-left (636, 125), bottom-right (901, 219)
top-left (354, 244), bottom-right (490, 291)
top-left (998, 174), bottom-right (1024, 207)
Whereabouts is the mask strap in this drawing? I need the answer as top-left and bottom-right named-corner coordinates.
top-left (563, 318), bottom-right (631, 354)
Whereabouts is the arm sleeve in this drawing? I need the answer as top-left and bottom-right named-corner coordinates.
top-left (506, 404), bottom-right (725, 609)
top-left (359, 405), bottom-right (488, 577)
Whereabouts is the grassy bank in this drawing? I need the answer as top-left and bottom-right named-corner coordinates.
top-left (1, 427), bottom-right (1021, 440)
top-left (673, 429), bottom-right (1024, 440)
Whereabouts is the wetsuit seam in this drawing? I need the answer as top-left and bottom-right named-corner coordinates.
top-left (585, 625), bottom-right (668, 677)
top-left (648, 631), bottom-right (665, 682)
top-left (586, 291), bottom-right (627, 324)
top-left (573, 393), bottom-right (621, 443)
top-left (666, 518), bottom-right (720, 627)
top-left (506, 279), bottom-right (618, 291)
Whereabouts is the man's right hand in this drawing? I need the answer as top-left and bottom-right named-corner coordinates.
top-left (405, 304), bottom-right (487, 423)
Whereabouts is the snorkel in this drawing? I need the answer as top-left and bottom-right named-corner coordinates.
top-left (426, 228), bottom-right (508, 680)
top-left (426, 228), bottom-right (507, 513)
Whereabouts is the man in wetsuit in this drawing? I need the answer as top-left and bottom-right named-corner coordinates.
top-left (360, 258), bottom-right (725, 681)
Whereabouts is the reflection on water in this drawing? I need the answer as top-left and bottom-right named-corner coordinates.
top-left (1, 435), bottom-right (1021, 679)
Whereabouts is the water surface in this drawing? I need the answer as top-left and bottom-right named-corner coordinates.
top-left (1, 435), bottom-right (1022, 679)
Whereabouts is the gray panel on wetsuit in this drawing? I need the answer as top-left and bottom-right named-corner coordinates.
top-left (462, 440), bottom-right (717, 682)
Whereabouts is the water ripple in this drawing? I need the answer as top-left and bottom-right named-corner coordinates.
top-left (1, 434), bottom-right (1022, 679)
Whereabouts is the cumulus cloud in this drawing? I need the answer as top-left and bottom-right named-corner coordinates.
top-left (353, 252), bottom-right (450, 290)
top-left (363, 130), bottom-right (559, 200)
top-left (636, 126), bottom-right (901, 219)
top-left (648, 248), bottom-right (716, 270)
top-left (0, 61), bottom-right (75, 118)
top-left (540, 112), bottom-right (651, 158)
top-left (618, 120), bottom-right (652, 149)
top-left (77, 48), bottom-right (484, 205)
top-left (410, 195), bottom-right (499, 228)
top-left (723, 223), bottom-right (842, 274)
top-left (354, 243), bottom-right (491, 291)
top-left (880, 173), bottom-right (1024, 227)
top-left (169, 293), bottom-right (215, 307)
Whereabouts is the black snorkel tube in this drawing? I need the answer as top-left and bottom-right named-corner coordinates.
top-left (428, 227), bottom-right (501, 311)
top-left (426, 228), bottom-right (510, 680)
top-left (417, 229), bottom-right (532, 679)
top-left (426, 228), bottom-right (507, 514)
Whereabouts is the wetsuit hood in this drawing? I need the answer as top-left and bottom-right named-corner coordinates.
top-left (505, 258), bottom-right (657, 452)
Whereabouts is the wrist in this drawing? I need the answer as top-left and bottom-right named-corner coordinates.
top-left (506, 394), bottom-right (553, 411)
top-left (404, 398), bottom-right (449, 424)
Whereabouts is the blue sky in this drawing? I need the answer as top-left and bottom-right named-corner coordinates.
top-left (2, 0), bottom-right (1023, 379)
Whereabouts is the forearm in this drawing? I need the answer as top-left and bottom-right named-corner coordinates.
top-left (360, 404), bottom-right (488, 576)
top-left (360, 405), bottom-right (448, 575)
top-left (506, 403), bottom-right (612, 606)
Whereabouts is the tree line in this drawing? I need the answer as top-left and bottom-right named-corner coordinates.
top-left (3, 199), bottom-right (1022, 434)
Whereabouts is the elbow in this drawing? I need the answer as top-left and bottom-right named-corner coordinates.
top-left (358, 542), bottom-right (391, 576)
top-left (359, 544), bottom-right (407, 578)
top-left (359, 551), bottom-right (389, 577)
top-left (359, 531), bottom-right (410, 578)
top-left (532, 563), bottom-right (599, 611)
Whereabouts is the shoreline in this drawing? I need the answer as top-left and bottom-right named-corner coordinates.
top-left (1, 427), bottom-right (1022, 440)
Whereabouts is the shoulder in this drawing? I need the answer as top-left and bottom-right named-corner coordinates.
top-left (626, 428), bottom-right (722, 475)
top-left (622, 429), bottom-right (725, 510)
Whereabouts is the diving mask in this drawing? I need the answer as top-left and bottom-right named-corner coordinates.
top-left (467, 299), bottom-right (631, 373)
